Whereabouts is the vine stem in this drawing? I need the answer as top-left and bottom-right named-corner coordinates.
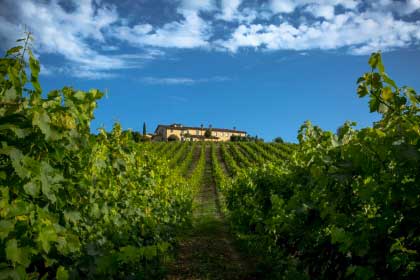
top-left (20, 30), bottom-right (31, 65)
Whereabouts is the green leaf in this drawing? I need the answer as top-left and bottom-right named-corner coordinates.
top-left (368, 53), bottom-right (380, 69)
top-left (405, 87), bottom-right (418, 105)
top-left (0, 266), bottom-right (27, 280)
top-left (56, 234), bottom-right (80, 254)
top-left (371, 73), bottom-right (381, 88)
top-left (63, 211), bottom-right (81, 225)
top-left (96, 255), bottom-right (118, 274)
top-left (118, 246), bottom-right (140, 263)
top-left (0, 147), bottom-right (28, 179)
top-left (23, 181), bottom-right (40, 197)
top-left (89, 88), bottom-right (104, 100)
top-left (31, 76), bottom-right (42, 93)
top-left (32, 110), bottom-right (51, 137)
top-left (381, 87), bottom-right (393, 101)
top-left (29, 50), bottom-right (40, 80)
top-left (7, 65), bottom-right (22, 95)
top-left (73, 91), bottom-right (85, 101)
top-left (346, 266), bottom-right (375, 280)
top-left (37, 227), bottom-right (58, 253)
top-left (0, 220), bottom-right (15, 240)
top-left (56, 266), bottom-right (69, 280)
top-left (5, 239), bottom-right (30, 267)
top-left (382, 73), bottom-right (398, 89)
top-left (0, 187), bottom-right (10, 210)
top-left (377, 56), bottom-right (385, 74)
top-left (32, 111), bottom-right (61, 141)
top-left (0, 124), bottom-right (30, 139)
top-left (368, 52), bottom-right (384, 73)
top-left (40, 161), bottom-right (63, 203)
top-left (8, 199), bottom-right (32, 218)
top-left (6, 46), bottom-right (23, 56)
top-left (3, 88), bottom-right (18, 101)
top-left (143, 245), bottom-right (157, 260)
top-left (90, 203), bottom-right (100, 219)
top-left (369, 96), bottom-right (380, 112)
top-left (357, 84), bottom-right (368, 98)
top-left (331, 227), bottom-right (346, 244)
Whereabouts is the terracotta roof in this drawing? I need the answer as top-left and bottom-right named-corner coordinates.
top-left (155, 124), bottom-right (246, 134)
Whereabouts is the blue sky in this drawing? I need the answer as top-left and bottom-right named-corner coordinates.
top-left (1, 0), bottom-right (419, 142)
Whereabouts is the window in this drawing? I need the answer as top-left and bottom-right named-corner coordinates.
top-left (170, 129), bottom-right (173, 133)
top-left (196, 130), bottom-right (199, 135)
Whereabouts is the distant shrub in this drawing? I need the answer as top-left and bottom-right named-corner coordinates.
top-left (168, 134), bottom-right (180, 141)
top-left (273, 137), bottom-right (284, 143)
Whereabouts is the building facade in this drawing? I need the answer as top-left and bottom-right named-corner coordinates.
top-left (154, 124), bottom-right (247, 142)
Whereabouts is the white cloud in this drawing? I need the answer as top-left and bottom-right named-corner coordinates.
top-left (0, 0), bottom-right (171, 78)
top-left (270, 0), bottom-right (359, 14)
top-left (270, 0), bottom-right (297, 14)
top-left (41, 65), bottom-right (118, 80)
top-left (218, 0), bottom-right (243, 21)
top-left (0, 16), bottom-right (20, 47)
top-left (141, 76), bottom-right (230, 85)
top-left (371, 0), bottom-right (420, 15)
top-left (214, 1), bottom-right (258, 23)
top-left (1, 0), bottom-right (420, 80)
top-left (305, 4), bottom-right (335, 20)
top-left (18, 0), bottom-right (118, 57)
top-left (142, 77), bottom-right (197, 85)
top-left (406, 0), bottom-right (420, 13)
top-left (219, 11), bottom-right (420, 54)
top-left (40, 50), bottom-right (166, 79)
top-left (181, 0), bottom-right (215, 12)
top-left (112, 9), bottom-right (211, 48)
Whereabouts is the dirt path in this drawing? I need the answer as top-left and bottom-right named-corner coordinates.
top-left (166, 146), bottom-right (255, 280)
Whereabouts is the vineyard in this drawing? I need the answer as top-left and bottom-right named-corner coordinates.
top-left (140, 140), bottom-right (297, 279)
top-left (1, 37), bottom-right (420, 279)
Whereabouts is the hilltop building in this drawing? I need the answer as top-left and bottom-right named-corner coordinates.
top-left (154, 124), bottom-right (247, 142)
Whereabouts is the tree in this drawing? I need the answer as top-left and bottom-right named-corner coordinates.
top-left (204, 129), bottom-right (212, 138)
top-left (230, 135), bottom-right (239, 142)
top-left (132, 131), bottom-right (142, 142)
top-left (142, 122), bottom-right (147, 136)
top-left (273, 137), bottom-right (284, 143)
top-left (168, 134), bottom-right (180, 141)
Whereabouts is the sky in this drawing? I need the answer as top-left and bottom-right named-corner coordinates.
top-left (0, 0), bottom-right (420, 142)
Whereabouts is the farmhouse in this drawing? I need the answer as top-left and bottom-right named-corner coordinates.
top-left (154, 124), bottom-right (247, 142)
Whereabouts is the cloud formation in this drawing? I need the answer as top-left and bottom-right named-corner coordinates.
top-left (219, 11), bottom-right (420, 54)
top-left (112, 9), bottom-right (211, 49)
top-left (0, 0), bottom-right (165, 78)
top-left (141, 76), bottom-right (230, 85)
top-left (1, 0), bottom-right (419, 78)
